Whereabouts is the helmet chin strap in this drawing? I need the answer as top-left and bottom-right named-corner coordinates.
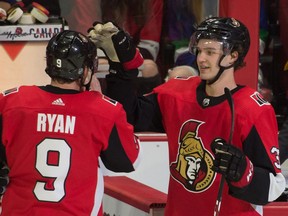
top-left (206, 55), bottom-right (235, 85)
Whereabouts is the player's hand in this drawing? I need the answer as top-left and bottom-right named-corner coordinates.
top-left (88, 22), bottom-right (120, 63)
top-left (87, 21), bottom-right (143, 71)
top-left (211, 138), bottom-right (253, 185)
top-left (0, 162), bottom-right (9, 195)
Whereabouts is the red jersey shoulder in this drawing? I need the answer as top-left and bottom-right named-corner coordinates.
top-left (0, 86), bottom-right (36, 111)
top-left (235, 87), bottom-right (270, 108)
top-left (82, 92), bottom-right (123, 117)
top-left (153, 76), bottom-right (200, 95)
top-left (83, 92), bottom-right (124, 121)
top-left (0, 86), bottom-right (35, 99)
top-left (85, 92), bottom-right (118, 107)
top-left (233, 87), bottom-right (274, 123)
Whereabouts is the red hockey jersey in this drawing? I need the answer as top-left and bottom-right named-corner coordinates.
top-left (0, 85), bottom-right (140, 216)
top-left (152, 76), bottom-right (285, 216)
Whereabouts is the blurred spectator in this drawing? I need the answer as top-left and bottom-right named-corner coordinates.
top-left (134, 59), bottom-right (163, 96)
top-left (163, 0), bottom-right (199, 65)
top-left (165, 65), bottom-right (198, 82)
top-left (279, 0), bottom-right (288, 105)
top-left (258, 0), bottom-right (274, 102)
top-left (101, 0), bottom-right (163, 62)
top-left (159, 0), bottom-right (218, 80)
top-left (279, 116), bottom-right (288, 164)
top-left (279, 112), bottom-right (288, 202)
top-left (162, 0), bottom-right (218, 67)
top-left (60, 0), bottom-right (164, 94)
top-left (259, 0), bottom-right (269, 55)
top-left (60, 0), bottom-right (102, 34)
top-left (279, 0), bottom-right (288, 64)
top-left (101, 0), bottom-right (164, 94)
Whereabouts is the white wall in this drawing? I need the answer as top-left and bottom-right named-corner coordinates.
top-left (101, 134), bottom-right (170, 194)
top-left (0, 42), bottom-right (50, 92)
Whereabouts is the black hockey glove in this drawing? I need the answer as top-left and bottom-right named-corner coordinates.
top-left (0, 161), bottom-right (9, 195)
top-left (211, 138), bottom-right (253, 186)
top-left (87, 21), bottom-right (144, 72)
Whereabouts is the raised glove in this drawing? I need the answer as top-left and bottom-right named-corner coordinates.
top-left (211, 138), bottom-right (253, 186)
top-left (88, 22), bottom-right (143, 71)
top-left (0, 161), bottom-right (9, 195)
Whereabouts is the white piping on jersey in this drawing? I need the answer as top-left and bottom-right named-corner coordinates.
top-left (251, 204), bottom-right (263, 216)
top-left (268, 172), bottom-right (286, 202)
top-left (90, 167), bottom-right (104, 216)
top-left (132, 136), bottom-right (142, 171)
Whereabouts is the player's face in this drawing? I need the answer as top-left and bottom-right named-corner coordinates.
top-left (196, 39), bottom-right (225, 81)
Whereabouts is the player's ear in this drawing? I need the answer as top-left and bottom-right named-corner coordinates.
top-left (227, 51), bottom-right (238, 65)
top-left (231, 51), bottom-right (238, 61)
top-left (83, 67), bottom-right (92, 85)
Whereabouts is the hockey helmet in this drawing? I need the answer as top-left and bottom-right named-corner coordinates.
top-left (45, 30), bottom-right (97, 81)
top-left (190, 17), bottom-right (250, 69)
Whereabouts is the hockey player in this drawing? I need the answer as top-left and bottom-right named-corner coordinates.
top-left (0, 30), bottom-right (141, 216)
top-left (88, 17), bottom-right (286, 216)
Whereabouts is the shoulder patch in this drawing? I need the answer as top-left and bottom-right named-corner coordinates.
top-left (174, 76), bottom-right (194, 80)
top-left (2, 87), bottom-right (19, 96)
top-left (250, 92), bottom-right (269, 106)
top-left (102, 95), bottom-right (118, 106)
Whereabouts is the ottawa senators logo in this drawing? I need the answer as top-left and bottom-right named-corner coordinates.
top-left (170, 120), bottom-right (215, 192)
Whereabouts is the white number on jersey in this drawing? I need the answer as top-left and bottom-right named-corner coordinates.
top-left (34, 138), bottom-right (71, 202)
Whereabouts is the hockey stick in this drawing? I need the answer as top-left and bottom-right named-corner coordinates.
top-left (213, 87), bottom-right (235, 216)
